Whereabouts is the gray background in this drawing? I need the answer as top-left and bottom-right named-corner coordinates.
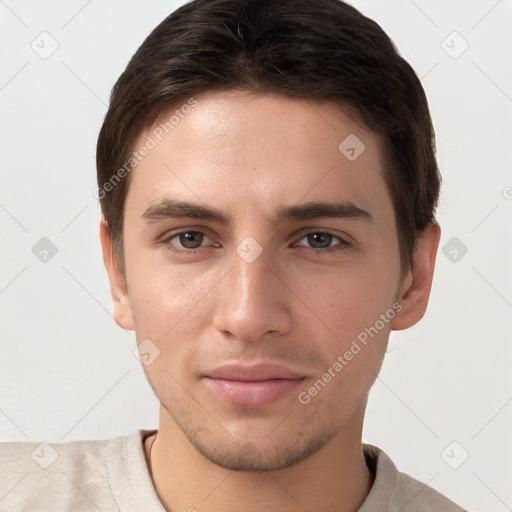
top-left (1, 1), bottom-right (511, 510)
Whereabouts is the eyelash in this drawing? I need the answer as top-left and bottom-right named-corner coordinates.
top-left (160, 230), bottom-right (351, 256)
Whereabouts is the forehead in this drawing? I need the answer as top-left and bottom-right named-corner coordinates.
top-left (125, 90), bottom-right (391, 222)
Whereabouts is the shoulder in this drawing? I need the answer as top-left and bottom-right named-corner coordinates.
top-left (360, 444), bottom-right (468, 512)
top-left (0, 430), bottom-right (148, 512)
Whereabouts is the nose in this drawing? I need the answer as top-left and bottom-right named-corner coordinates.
top-left (212, 243), bottom-right (293, 343)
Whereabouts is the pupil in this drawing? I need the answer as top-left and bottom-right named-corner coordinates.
top-left (308, 233), bottom-right (331, 248)
top-left (181, 232), bottom-right (203, 248)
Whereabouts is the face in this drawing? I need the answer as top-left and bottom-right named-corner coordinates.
top-left (103, 90), bottom-right (425, 471)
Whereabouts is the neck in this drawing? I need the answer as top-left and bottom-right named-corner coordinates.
top-left (144, 402), bottom-right (374, 512)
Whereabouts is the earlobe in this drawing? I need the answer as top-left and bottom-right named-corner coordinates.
top-left (99, 218), bottom-right (135, 331)
top-left (391, 220), bottom-right (441, 331)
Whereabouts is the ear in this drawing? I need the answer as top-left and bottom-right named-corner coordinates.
top-left (391, 220), bottom-right (441, 331)
top-left (99, 218), bottom-right (135, 331)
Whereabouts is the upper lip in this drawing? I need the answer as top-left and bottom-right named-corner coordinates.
top-left (204, 362), bottom-right (305, 381)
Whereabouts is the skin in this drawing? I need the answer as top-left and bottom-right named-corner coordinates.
top-left (100, 90), bottom-right (440, 512)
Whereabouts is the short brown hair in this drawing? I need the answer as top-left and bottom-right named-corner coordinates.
top-left (97, 0), bottom-right (440, 276)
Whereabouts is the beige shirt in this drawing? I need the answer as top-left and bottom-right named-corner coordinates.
top-left (0, 429), bottom-right (467, 511)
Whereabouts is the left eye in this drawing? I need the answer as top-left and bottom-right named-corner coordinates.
top-left (295, 232), bottom-right (346, 250)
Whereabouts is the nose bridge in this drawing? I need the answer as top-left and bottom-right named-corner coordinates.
top-left (232, 241), bottom-right (273, 302)
top-left (213, 239), bottom-right (291, 341)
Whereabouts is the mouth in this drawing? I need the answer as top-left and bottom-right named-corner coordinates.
top-left (202, 362), bottom-right (306, 407)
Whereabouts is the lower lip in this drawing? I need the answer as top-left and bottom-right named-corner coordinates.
top-left (203, 377), bottom-right (305, 407)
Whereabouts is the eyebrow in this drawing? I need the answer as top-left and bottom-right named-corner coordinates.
top-left (141, 198), bottom-right (373, 225)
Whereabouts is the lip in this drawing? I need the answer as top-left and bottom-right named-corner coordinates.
top-left (203, 362), bottom-right (306, 407)
top-left (205, 362), bottom-right (304, 381)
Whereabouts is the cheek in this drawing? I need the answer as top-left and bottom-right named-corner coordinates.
top-left (129, 264), bottom-right (213, 387)
top-left (296, 273), bottom-right (393, 414)
top-left (127, 253), bottom-right (219, 341)
top-left (293, 262), bottom-right (397, 400)
top-left (298, 263), bottom-right (396, 342)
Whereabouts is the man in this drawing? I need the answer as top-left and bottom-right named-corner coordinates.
top-left (0, 0), bottom-right (467, 510)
